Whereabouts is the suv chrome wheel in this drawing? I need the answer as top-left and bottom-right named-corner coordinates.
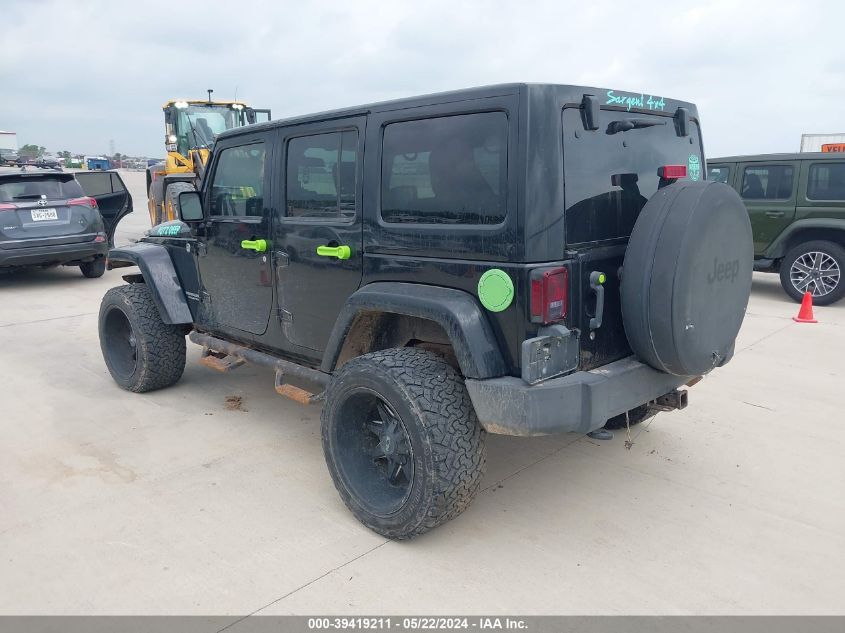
top-left (789, 251), bottom-right (841, 298)
top-left (780, 240), bottom-right (845, 306)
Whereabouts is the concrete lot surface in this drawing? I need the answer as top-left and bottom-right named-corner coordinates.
top-left (1, 171), bottom-right (843, 616)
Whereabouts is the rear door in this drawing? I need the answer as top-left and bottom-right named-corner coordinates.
top-left (737, 161), bottom-right (798, 255)
top-left (272, 117), bottom-right (365, 353)
top-left (75, 171), bottom-right (133, 245)
top-left (562, 105), bottom-right (705, 369)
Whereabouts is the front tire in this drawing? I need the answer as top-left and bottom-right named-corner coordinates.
top-left (98, 284), bottom-right (186, 392)
top-left (779, 240), bottom-right (845, 306)
top-left (321, 348), bottom-right (486, 539)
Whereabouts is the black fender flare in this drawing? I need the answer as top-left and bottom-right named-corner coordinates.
top-left (765, 219), bottom-right (845, 259)
top-left (107, 242), bottom-right (192, 325)
top-left (321, 282), bottom-right (508, 379)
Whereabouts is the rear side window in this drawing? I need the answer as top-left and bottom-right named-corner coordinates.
top-left (708, 166), bottom-right (731, 183)
top-left (807, 163), bottom-right (845, 201)
top-left (286, 130), bottom-right (358, 220)
top-left (381, 112), bottom-right (508, 225)
top-left (75, 172), bottom-right (125, 197)
top-left (741, 165), bottom-right (794, 200)
top-left (209, 143), bottom-right (265, 217)
top-left (0, 176), bottom-right (83, 201)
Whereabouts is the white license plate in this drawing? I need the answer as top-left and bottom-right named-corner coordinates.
top-left (30, 208), bottom-right (58, 221)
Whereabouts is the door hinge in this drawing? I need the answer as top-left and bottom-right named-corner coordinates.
top-left (277, 307), bottom-right (292, 323)
top-left (273, 250), bottom-right (290, 268)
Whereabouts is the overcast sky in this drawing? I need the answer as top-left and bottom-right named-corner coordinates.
top-left (1, 0), bottom-right (842, 158)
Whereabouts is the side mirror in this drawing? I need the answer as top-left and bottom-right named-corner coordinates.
top-left (245, 107), bottom-right (257, 125)
top-left (178, 191), bottom-right (204, 221)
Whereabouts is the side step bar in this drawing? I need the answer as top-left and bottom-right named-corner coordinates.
top-left (189, 331), bottom-right (329, 405)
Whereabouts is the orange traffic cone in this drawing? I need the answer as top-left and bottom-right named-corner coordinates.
top-left (793, 292), bottom-right (818, 323)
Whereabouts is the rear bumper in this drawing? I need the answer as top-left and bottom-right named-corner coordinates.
top-left (0, 240), bottom-right (108, 267)
top-left (465, 356), bottom-right (691, 436)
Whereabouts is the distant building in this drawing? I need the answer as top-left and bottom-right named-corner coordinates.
top-left (86, 157), bottom-right (111, 170)
top-left (0, 131), bottom-right (17, 151)
top-left (800, 133), bottom-right (845, 153)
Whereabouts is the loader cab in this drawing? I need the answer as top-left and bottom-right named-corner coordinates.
top-left (163, 101), bottom-right (271, 158)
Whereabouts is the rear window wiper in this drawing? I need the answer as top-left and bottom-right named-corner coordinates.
top-left (12, 194), bottom-right (45, 199)
top-left (606, 118), bottom-right (666, 135)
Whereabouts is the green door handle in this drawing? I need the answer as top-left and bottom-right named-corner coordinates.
top-left (241, 239), bottom-right (267, 252)
top-left (316, 244), bottom-right (351, 260)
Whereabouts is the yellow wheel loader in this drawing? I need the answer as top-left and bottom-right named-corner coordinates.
top-left (146, 90), bottom-right (270, 225)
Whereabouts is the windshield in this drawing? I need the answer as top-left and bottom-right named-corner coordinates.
top-left (562, 107), bottom-right (703, 245)
top-left (175, 105), bottom-right (247, 155)
top-left (0, 175), bottom-right (84, 202)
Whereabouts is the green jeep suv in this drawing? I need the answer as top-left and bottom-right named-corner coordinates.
top-left (708, 153), bottom-right (845, 305)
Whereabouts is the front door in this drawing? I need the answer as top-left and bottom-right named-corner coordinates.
top-left (273, 118), bottom-right (365, 353)
top-left (738, 161), bottom-right (798, 256)
top-left (196, 136), bottom-right (274, 336)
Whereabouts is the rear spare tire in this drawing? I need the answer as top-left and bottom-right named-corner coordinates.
top-left (621, 181), bottom-right (753, 377)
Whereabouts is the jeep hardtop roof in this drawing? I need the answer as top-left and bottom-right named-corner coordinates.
top-left (709, 152), bottom-right (843, 163)
top-left (216, 83), bottom-right (699, 140)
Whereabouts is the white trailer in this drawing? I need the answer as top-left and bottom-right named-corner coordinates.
top-left (800, 133), bottom-right (845, 153)
top-left (0, 131), bottom-right (17, 151)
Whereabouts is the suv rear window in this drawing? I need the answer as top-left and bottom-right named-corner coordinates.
top-left (562, 107), bottom-right (702, 245)
top-left (807, 162), bottom-right (845, 201)
top-left (381, 112), bottom-right (508, 225)
top-left (0, 175), bottom-right (84, 202)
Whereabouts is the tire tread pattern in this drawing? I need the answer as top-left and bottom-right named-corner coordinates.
top-left (99, 284), bottom-right (186, 392)
top-left (323, 348), bottom-right (486, 539)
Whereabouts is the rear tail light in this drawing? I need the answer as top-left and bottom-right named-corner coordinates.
top-left (0, 202), bottom-right (15, 212)
top-left (658, 165), bottom-right (687, 179)
top-left (68, 197), bottom-right (97, 208)
top-left (530, 266), bottom-right (568, 324)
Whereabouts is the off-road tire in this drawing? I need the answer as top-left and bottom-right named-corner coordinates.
top-left (321, 348), bottom-right (486, 539)
top-left (779, 240), bottom-right (845, 306)
top-left (164, 182), bottom-right (195, 223)
top-left (98, 284), bottom-right (186, 393)
top-left (80, 258), bottom-right (106, 278)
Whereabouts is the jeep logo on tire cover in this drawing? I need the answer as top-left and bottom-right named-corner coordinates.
top-left (707, 258), bottom-right (740, 284)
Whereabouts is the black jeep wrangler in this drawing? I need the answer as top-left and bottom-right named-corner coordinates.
top-left (98, 84), bottom-right (753, 539)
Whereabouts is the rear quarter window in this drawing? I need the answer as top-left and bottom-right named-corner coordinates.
top-left (380, 111), bottom-right (508, 226)
top-left (807, 162), bottom-right (845, 201)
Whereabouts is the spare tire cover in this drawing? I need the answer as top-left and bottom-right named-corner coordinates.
top-left (621, 180), bottom-right (753, 376)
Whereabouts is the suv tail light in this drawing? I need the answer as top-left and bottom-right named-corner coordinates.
top-left (68, 197), bottom-right (98, 209)
top-left (0, 202), bottom-right (15, 212)
top-left (530, 266), bottom-right (568, 324)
